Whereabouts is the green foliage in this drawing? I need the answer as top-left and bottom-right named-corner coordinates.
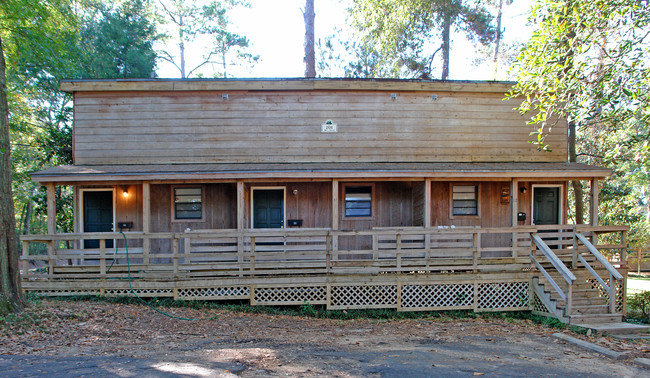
top-left (80, 0), bottom-right (159, 79)
top-left (156, 0), bottom-right (258, 78)
top-left (627, 291), bottom-right (650, 323)
top-left (347, 0), bottom-right (495, 78)
top-left (510, 0), bottom-right (650, 154)
top-left (4, 0), bottom-right (160, 238)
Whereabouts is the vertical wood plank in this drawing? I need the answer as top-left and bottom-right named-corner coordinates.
top-left (46, 183), bottom-right (56, 234)
top-left (590, 178), bottom-right (599, 226)
top-left (21, 241), bottom-right (29, 277)
top-left (47, 241), bottom-right (55, 278)
top-left (173, 237), bottom-right (179, 275)
top-left (100, 239), bottom-right (106, 277)
top-left (237, 180), bottom-right (245, 230)
top-left (424, 178), bottom-right (431, 228)
top-left (331, 180), bottom-right (339, 254)
top-left (184, 236), bottom-right (191, 264)
top-left (142, 182), bottom-right (151, 265)
top-left (142, 182), bottom-right (150, 233)
top-left (331, 179), bottom-right (339, 230)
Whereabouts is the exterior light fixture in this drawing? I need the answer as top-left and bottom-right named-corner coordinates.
top-left (222, 93), bottom-right (229, 100)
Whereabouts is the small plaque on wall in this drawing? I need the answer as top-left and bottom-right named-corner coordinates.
top-left (501, 186), bottom-right (510, 204)
top-left (321, 120), bottom-right (338, 133)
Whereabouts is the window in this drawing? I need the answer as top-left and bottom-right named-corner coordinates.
top-left (174, 187), bottom-right (203, 220)
top-left (452, 185), bottom-right (478, 216)
top-left (344, 185), bottom-right (372, 217)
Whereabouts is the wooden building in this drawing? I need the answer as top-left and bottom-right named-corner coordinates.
top-left (21, 79), bottom-right (629, 324)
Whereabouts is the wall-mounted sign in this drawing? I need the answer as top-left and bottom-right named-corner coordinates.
top-left (501, 186), bottom-right (510, 205)
top-left (321, 120), bottom-right (338, 133)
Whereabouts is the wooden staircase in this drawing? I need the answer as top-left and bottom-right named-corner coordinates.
top-left (530, 231), bottom-right (649, 335)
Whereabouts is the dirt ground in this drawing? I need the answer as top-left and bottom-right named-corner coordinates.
top-left (2, 299), bottom-right (650, 377)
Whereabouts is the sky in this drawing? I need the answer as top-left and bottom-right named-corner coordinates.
top-left (156, 0), bottom-right (536, 80)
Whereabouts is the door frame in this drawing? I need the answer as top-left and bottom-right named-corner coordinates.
top-left (530, 184), bottom-right (563, 226)
top-left (250, 186), bottom-right (286, 229)
top-left (80, 188), bottom-right (116, 248)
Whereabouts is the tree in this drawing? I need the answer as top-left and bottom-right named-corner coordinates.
top-left (304, 0), bottom-right (316, 78)
top-left (80, 0), bottom-right (159, 79)
top-left (156, 0), bottom-right (258, 78)
top-left (348, 0), bottom-right (495, 79)
top-left (1, 0), bottom-right (78, 314)
top-left (510, 0), bottom-right (650, 245)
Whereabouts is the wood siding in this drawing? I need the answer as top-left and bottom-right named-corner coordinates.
top-left (72, 90), bottom-right (568, 165)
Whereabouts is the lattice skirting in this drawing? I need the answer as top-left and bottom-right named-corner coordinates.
top-left (400, 283), bottom-right (473, 311)
top-left (179, 287), bottom-right (250, 300)
top-left (24, 279), bottom-right (531, 312)
top-left (477, 282), bottom-right (529, 310)
top-left (26, 289), bottom-right (101, 297)
top-left (254, 286), bottom-right (327, 305)
top-left (532, 291), bottom-right (552, 314)
top-left (105, 288), bottom-right (174, 297)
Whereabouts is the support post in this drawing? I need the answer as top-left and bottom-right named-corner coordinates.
top-left (608, 273), bottom-right (616, 313)
top-left (590, 179), bottom-right (599, 246)
top-left (142, 182), bottom-right (150, 265)
top-left (511, 179), bottom-right (519, 257)
top-left (100, 239), bottom-right (106, 277)
top-left (46, 183), bottom-right (56, 235)
top-left (590, 178), bottom-right (599, 226)
top-left (424, 178), bottom-right (431, 228)
top-left (332, 179), bottom-right (339, 230)
top-left (21, 241), bottom-right (29, 277)
top-left (237, 180), bottom-right (245, 230)
top-left (332, 179), bottom-right (339, 253)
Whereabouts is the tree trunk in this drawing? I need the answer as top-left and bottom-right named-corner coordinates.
top-left (179, 14), bottom-right (186, 78)
top-left (441, 12), bottom-right (451, 80)
top-left (492, 0), bottom-right (504, 79)
top-left (568, 121), bottom-right (584, 224)
top-left (303, 0), bottom-right (316, 78)
top-left (0, 36), bottom-right (24, 314)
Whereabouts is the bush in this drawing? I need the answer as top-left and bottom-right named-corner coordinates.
top-left (627, 291), bottom-right (650, 323)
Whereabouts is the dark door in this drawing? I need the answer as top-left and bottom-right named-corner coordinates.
top-left (253, 189), bottom-right (284, 228)
top-left (533, 187), bottom-right (560, 225)
top-left (83, 191), bottom-right (114, 248)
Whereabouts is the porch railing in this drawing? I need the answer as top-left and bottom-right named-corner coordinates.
top-left (20, 225), bottom-right (627, 281)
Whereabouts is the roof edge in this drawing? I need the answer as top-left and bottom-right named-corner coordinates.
top-left (60, 78), bottom-right (515, 94)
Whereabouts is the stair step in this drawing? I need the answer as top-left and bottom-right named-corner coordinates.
top-left (573, 322), bottom-right (650, 336)
top-left (571, 297), bottom-right (606, 306)
top-left (569, 313), bottom-right (622, 325)
top-left (571, 304), bottom-right (610, 315)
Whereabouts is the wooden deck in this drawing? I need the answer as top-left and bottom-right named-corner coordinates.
top-left (19, 225), bottom-right (628, 313)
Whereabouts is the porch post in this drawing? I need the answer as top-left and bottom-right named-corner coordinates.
top-left (331, 179), bottom-right (339, 255)
top-left (142, 182), bottom-right (151, 264)
top-left (590, 178), bottom-right (599, 226)
top-left (511, 179), bottom-right (518, 227)
top-left (46, 182), bottom-right (56, 234)
top-left (237, 180), bottom-right (245, 230)
top-left (511, 178), bottom-right (519, 258)
top-left (332, 179), bottom-right (339, 230)
top-left (424, 178), bottom-right (431, 228)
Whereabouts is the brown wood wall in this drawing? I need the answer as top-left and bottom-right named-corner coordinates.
top-left (150, 183), bottom-right (237, 233)
top-left (243, 182), bottom-right (332, 229)
top-left (72, 90), bottom-right (568, 165)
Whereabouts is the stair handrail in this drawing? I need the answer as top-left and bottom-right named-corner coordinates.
top-left (575, 232), bottom-right (623, 313)
top-left (530, 234), bottom-right (576, 308)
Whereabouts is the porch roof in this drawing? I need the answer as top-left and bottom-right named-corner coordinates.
top-left (31, 162), bottom-right (611, 183)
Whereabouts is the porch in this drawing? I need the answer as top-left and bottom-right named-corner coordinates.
top-left (20, 225), bottom-right (628, 316)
